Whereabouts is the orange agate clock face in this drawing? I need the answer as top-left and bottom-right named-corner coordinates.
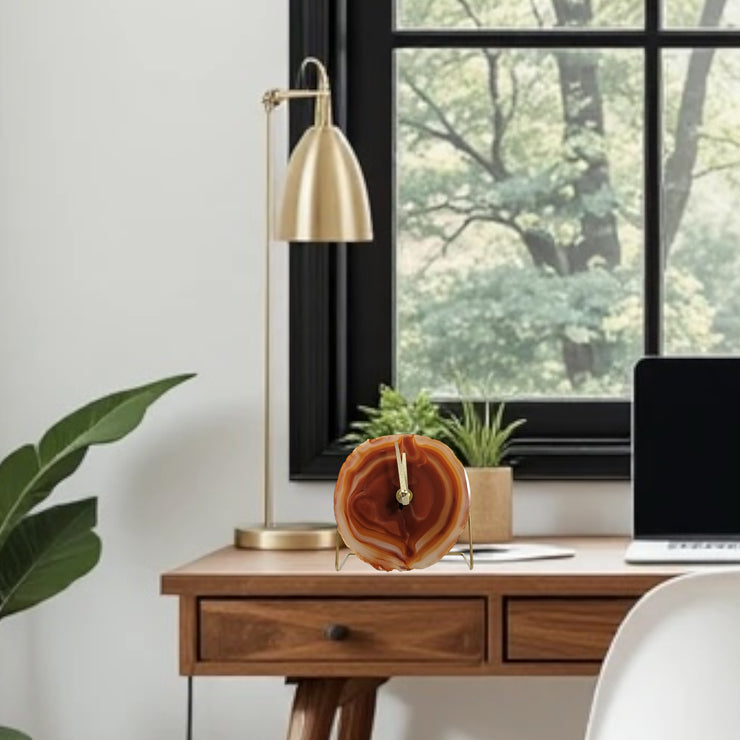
top-left (334, 434), bottom-right (470, 571)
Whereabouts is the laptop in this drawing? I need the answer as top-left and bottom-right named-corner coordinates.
top-left (625, 356), bottom-right (740, 564)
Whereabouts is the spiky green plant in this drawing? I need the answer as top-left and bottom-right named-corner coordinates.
top-left (443, 398), bottom-right (525, 467)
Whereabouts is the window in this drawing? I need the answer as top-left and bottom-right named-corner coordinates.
top-left (289, 0), bottom-right (740, 481)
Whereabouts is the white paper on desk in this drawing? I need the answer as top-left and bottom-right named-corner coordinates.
top-left (440, 542), bottom-right (576, 562)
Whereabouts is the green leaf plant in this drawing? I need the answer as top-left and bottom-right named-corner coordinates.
top-left (0, 373), bottom-right (194, 740)
top-left (0, 728), bottom-right (31, 740)
top-left (342, 384), bottom-right (449, 444)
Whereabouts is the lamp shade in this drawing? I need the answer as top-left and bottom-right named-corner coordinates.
top-left (276, 123), bottom-right (373, 243)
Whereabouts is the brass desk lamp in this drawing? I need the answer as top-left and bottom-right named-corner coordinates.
top-left (234, 57), bottom-right (373, 550)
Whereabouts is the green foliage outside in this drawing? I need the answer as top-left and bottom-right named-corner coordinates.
top-left (0, 374), bottom-right (194, 740)
top-left (395, 0), bottom-right (740, 400)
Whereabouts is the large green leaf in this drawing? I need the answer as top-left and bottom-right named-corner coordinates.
top-left (0, 373), bottom-right (194, 548)
top-left (0, 727), bottom-right (32, 740)
top-left (0, 498), bottom-right (101, 620)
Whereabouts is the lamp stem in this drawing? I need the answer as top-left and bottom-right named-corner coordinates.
top-left (263, 102), bottom-right (273, 528)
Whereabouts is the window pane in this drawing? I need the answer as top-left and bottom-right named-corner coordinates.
top-left (395, 0), bottom-right (643, 30)
top-left (663, 1), bottom-right (740, 29)
top-left (663, 49), bottom-right (740, 355)
top-left (395, 47), bottom-right (644, 399)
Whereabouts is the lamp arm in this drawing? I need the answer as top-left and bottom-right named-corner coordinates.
top-left (262, 88), bottom-right (329, 110)
top-left (262, 56), bottom-right (333, 125)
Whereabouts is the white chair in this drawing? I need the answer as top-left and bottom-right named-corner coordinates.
top-left (584, 568), bottom-right (740, 740)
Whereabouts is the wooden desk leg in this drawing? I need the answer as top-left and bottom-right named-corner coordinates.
top-left (337, 678), bottom-right (388, 740)
top-left (286, 678), bottom-right (345, 740)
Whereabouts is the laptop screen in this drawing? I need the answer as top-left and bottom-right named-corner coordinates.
top-left (633, 356), bottom-right (740, 538)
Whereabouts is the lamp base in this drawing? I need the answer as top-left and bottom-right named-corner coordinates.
top-left (234, 522), bottom-right (340, 550)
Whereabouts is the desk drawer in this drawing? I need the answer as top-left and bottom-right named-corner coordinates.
top-left (505, 597), bottom-right (636, 661)
top-left (199, 598), bottom-right (485, 664)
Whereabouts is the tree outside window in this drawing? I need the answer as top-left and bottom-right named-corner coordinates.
top-left (395, 0), bottom-right (738, 401)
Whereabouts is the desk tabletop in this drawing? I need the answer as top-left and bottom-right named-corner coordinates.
top-left (161, 536), bottom-right (693, 597)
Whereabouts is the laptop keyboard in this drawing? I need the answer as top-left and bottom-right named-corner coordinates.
top-left (625, 539), bottom-right (740, 563)
top-left (668, 541), bottom-right (740, 550)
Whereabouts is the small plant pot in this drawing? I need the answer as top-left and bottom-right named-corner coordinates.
top-left (458, 466), bottom-right (513, 544)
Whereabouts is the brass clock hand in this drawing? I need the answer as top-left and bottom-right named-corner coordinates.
top-left (394, 441), bottom-right (413, 508)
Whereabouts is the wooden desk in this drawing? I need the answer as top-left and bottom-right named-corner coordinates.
top-left (160, 537), bottom-right (690, 740)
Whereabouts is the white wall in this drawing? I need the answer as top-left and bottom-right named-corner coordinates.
top-left (0, 2), bottom-right (631, 738)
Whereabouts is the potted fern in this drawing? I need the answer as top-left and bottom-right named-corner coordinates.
top-left (342, 384), bottom-right (449, 444)
top-left (442, 398), bottom-right (525, 543)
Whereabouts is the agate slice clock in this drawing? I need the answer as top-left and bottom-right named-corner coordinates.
top-left (334, 434), bottom-right (470, 571)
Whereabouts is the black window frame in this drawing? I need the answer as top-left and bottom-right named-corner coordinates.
top-left (289, 0), bottom-right (739, 482)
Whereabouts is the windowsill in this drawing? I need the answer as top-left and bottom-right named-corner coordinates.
top-left (290, 438), bottom-right (630, 481)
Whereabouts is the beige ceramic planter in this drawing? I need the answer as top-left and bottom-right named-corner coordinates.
top-left (458, 466), bottom-right (513, 544)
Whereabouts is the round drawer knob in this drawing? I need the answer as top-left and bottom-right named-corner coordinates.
top-left (323, 623), bottom-right (350, 641)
